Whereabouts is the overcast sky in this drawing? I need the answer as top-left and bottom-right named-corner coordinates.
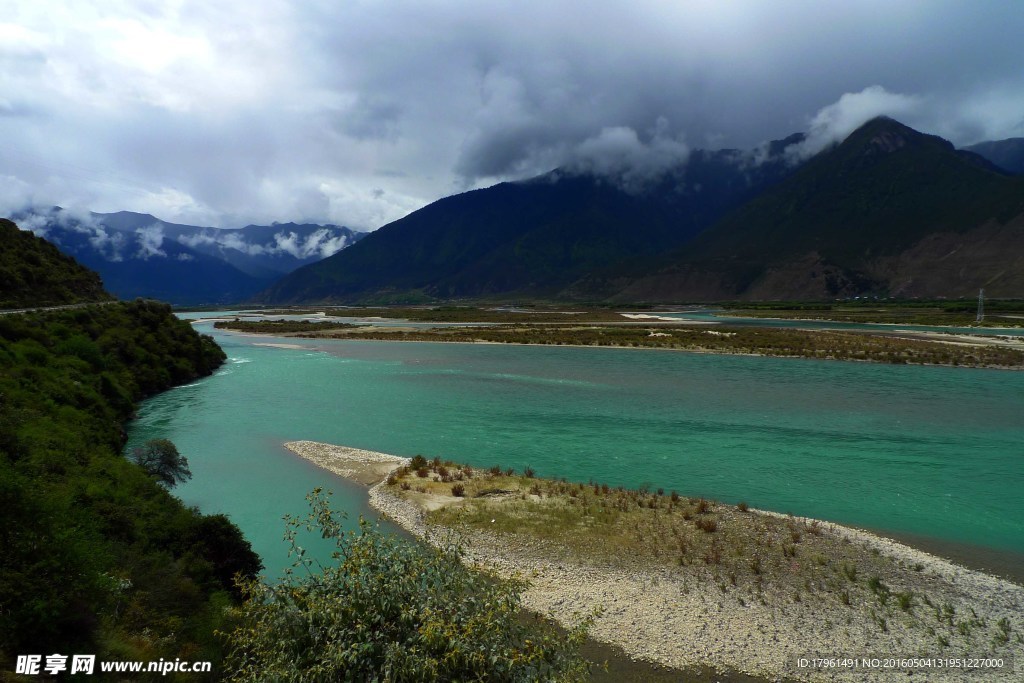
top-left (3, 1), bottom-right (1023, 230)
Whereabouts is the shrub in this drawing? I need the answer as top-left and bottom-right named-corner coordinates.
top-left (524, 466), bottom-right (535, 478)
top-left (695, 517), bottom-right (718, 533)
top-left (695, 498), bottom-right (711, 514)
top-left (410, 455), bottom-right (428, 470)
top-left (223, 490), bottom-right (592, 682)
top-left (416, 467), bottom-right (429, 478)
top-left (451, 483), bottom-right (466, 497)
top-left (737, 501), bottom-right (749, 512)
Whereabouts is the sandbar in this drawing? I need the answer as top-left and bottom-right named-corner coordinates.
top-left (287, 440), bottom-right (1024, 683)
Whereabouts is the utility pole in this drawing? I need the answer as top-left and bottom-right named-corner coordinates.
top-left (976, 288), bottom-right (984, 323)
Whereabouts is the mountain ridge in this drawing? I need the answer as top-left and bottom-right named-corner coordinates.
top-left (609, 117), bottom-right (1024, 301)
top-left (258, 136), bottom-right (805, 303)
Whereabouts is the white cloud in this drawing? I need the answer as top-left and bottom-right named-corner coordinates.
top-left (272, 228), bottom-right (350, 259)
top-left (564, 118), bottom-right (690, 192)
top-left (2, 2), bottom-right (1024, 229)
top-left (134, 224), bottom-right (166, 259)
top-left (175, 226), bottom-right (352, 260)
top-left (787, 86), bottom-right (922, 161)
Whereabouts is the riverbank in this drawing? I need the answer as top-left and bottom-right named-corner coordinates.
top-left (285, 441), bottom-right (1024, 682)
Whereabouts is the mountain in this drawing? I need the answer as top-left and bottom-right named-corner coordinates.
top-left (611, 118), bottom-right (1024, 301)
top-left (964, 138), bottom-right (1024, 175)
top-left (0, 218), bottom-right (111, 308)
top-left (259, 137), bottom-right (804, 303)
top-left (93, 212), bottom-right (366, 279)
top-left (10, 209), bottom-right (268, 305)
top-left (9, 209), bottom-right (364, 305)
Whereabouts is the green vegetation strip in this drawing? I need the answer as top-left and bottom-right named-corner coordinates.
top-left (721, 304), bottom-right (1024, 328)
top-left (251, 306), bottom-right (630, 323)
top-left (269, 323), bottom-right (1024, 369)
top-left (214, 318), bottom-right (359, 334)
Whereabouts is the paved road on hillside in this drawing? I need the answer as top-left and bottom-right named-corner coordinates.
top-left (0, 300), bottom-right (118, 316)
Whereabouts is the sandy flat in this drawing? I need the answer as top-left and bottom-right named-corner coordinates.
top-left (284, 440), bottom-right (409, 486)
top-left (289, 440), bottom-right (1024, 682)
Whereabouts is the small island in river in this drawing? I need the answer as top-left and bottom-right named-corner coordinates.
top-left (212, 306), bottom-right (1024, 370)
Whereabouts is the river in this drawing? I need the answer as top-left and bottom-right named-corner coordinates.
top-left (127, 319), bottom-right (1024, 578)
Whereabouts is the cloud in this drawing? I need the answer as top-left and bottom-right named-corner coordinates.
top-left (272, 228), bottom-right (351, 259)
top-left (563, 118), bottom-right (690, 192)
top-left (176, 226), bottom-right (352, 260)
top-left (787, 86), bottom-right (923, 161)
top-left (11, 207), bottom-right (130, 261)
top-left (134, 224), bottom-right (166, 259)
top-left (2, 2), bottom-right (1024, 229)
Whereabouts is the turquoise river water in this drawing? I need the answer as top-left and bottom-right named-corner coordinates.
top-left (127, 322), bottom-right (1024, 576)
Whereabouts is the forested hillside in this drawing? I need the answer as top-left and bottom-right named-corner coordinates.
top-left (0, 218), bottom-right (111, 308)
top-left (0, 300), bottom-right (261, 669)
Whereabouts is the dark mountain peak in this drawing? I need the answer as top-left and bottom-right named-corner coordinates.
top-left (767, 132), bottom-right (806, 157)
top-left (98, 210), bottom-right (164, 231)
top-left (844, 117), bottom-right (953, 157)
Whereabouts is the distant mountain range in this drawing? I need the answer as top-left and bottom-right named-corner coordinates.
top-left (8, 119), bottom-right (1023, 306)
top-left (262, 118), bottom-right (1024, 303)
top-left (965, 138), bottom-right (1024, 175)
top-left (8, 209), bottom-right (365, 305)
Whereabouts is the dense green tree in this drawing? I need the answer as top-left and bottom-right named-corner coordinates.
top-left (223, 489), bottom-right (592, 682)
top-left (131, 438), bottom-right (193, 487)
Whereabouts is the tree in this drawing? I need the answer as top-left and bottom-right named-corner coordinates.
top-left (223, 489), bottom-right (592, 682)
top-left (130, 438), bottom-right (192, 487)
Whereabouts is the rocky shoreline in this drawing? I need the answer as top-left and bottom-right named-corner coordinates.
top-left (285, 440), bottom-right (1024, 682)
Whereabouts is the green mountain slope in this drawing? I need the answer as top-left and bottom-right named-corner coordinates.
top-left (613, 118), bottom-right (1024, 301)
top-left (0, 300), bottom-right (261, 664)
top-left (259, 143), bottom-right (800, 304)
top-left (0, 218), bottom-right (111, 307)
top-left (1, 216), bottom-right (263, 664)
